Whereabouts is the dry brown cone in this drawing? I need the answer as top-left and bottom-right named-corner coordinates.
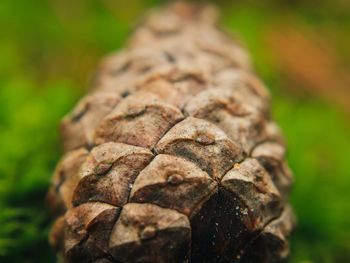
top-left (47, 2), bottom-right (295, 263)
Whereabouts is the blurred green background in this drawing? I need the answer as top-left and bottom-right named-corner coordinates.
top-left (0, 0), bottom-right (349, 262)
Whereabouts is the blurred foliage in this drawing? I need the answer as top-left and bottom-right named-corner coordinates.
top-left (0, 0), bottom-right (349, 262)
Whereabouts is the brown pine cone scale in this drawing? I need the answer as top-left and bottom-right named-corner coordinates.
top-left (48, 2), bottom-right (295, 263)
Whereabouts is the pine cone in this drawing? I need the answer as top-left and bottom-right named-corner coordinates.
top-left (47, 2), bottom-right (295, 263)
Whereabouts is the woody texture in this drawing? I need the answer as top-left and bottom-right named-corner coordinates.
top-left (47, 2), bottom-right (295, 263)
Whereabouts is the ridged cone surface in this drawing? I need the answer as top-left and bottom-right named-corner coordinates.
top-left (47, 2), bottom-right (295, 263)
